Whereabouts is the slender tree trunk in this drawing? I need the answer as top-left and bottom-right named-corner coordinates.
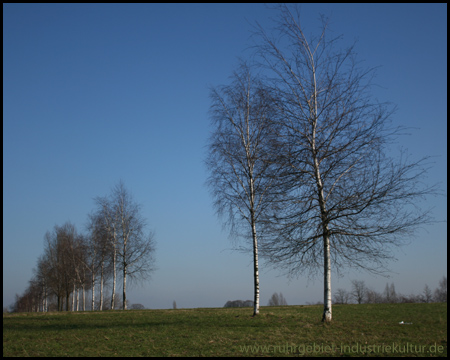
top-left (72, 285), bottom-right (75, 311)
top-left (100, 262), bottom-right (104, 311)
top-left (76, 287), bottom-right (79, 311)
top-left (42, 284), bottom-right (46, 312)
top-left (111, 247), bottom-right (116, 310)
top-left (304, 53), bottom-right (333, 322)
top-left (82, 284), bottom-right (86, 311)
top-left (316, 172), bottom-right (332, 322)
top-left (91, 269), bottom-right (95, 311)
top-left (249, 173), bottom-right (259, 315)
top-left (313, 130), bottom-right (332, 322)
top-left (251, 216), bottom-right (260, 316)
top-left (322, 232), bottom-right (332, 322)
top-left (315, 174), bottom-right (332, 322)
top-left (246, 101), bottom-right (260, 317)
top-left (123, 266), bottom-right (127, 310)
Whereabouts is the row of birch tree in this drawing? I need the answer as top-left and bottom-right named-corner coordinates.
top-left (206, 5), bottom-right (437, 321)
top-left (11, 181), bottom-right (156, 312)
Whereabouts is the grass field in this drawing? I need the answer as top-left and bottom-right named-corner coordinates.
top-left (3, 303), bottom-right (447, 357)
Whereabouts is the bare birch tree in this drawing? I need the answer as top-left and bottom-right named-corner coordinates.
top-left (86, 212), bottom-right (113, 311)
top-left (33, 255), bottom-right (50, 312)
top-left (96, 181), bottom-right (156, 310)
top-left (95, 194), bottom-right (120, 310)
top-left (206, 62), bottom-right (280, 316)
top-left (66, 232), bottom-right (91, 311)
top-left (254, 5), bottom-right (436, 322)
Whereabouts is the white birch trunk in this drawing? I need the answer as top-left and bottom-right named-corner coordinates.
top-left (311, 52), bottom-right (332, 322)
top-left (91, 269), bottom-right (96, 311)
top-left (100, 262), bottom-right (104, 311)
top-left (42, 283), bottom-right (46, 312)
top-left (246, 89), bottom-right (260, 317)
top-left (76, 287), bottom-right (79, 311)
top-left (251, 217), bottom-right (260, 316)
top-left (322, 233), bottom-right (332, 322)
top-left (314, 157), bottom-right (332, 322)
top-left (82, 284), bottom-right (86, 311)
top-left (123, 265), bottom-right (127, 310)
top-left (72, 283), bottom-right (76, 311)
top-left (111, 247), bottom-right (116, 310)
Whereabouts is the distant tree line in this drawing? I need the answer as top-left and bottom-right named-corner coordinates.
top-left (331, 276), bottom-right (447, 305)
top-left (9, 181), bottom-right (156, 313)
top-left (223, 292), bottom-right (288, 308)
top-left (224, 300), bottom-right (254, 308)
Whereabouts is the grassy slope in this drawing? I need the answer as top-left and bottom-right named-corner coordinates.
top-left (3, 303), bottom-right (447, 357)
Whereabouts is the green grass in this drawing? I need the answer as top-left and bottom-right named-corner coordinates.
top-left (3, 303), bottom-right (447, 357)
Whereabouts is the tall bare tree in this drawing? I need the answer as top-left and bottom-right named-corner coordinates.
top-left (33, 255), bottom-right (50, 312)
top-left (66, 232), bottom-right (91, 311)
top-left (422, 284), bottom-right (433, 303)
top-left (206, 62), bottom-right (281, 316)
top-left (43, 222), bottom-right (79, 311)
top-left (434, 276), bottom-right (447, 303)
top-left (267, 292), bottom-right (288, 306)
top-left (254, 5), bottom-right (436, 322)
top-left (351, 280), bottom-right (367, 304)
top-left (95, 194), bottom-right (120, 310)
top-left (96, 181), bottom-right (156, 310)
top-left (43, 230), bottom-right (64, 310)
top-left (86, 212), bottom-right (113, 311)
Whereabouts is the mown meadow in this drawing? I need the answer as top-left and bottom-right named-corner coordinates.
top-left (3, 303), bottom-right (447, 357)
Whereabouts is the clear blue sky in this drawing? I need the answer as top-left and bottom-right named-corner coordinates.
top-left (3, 4), bottom-right (447, 310)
